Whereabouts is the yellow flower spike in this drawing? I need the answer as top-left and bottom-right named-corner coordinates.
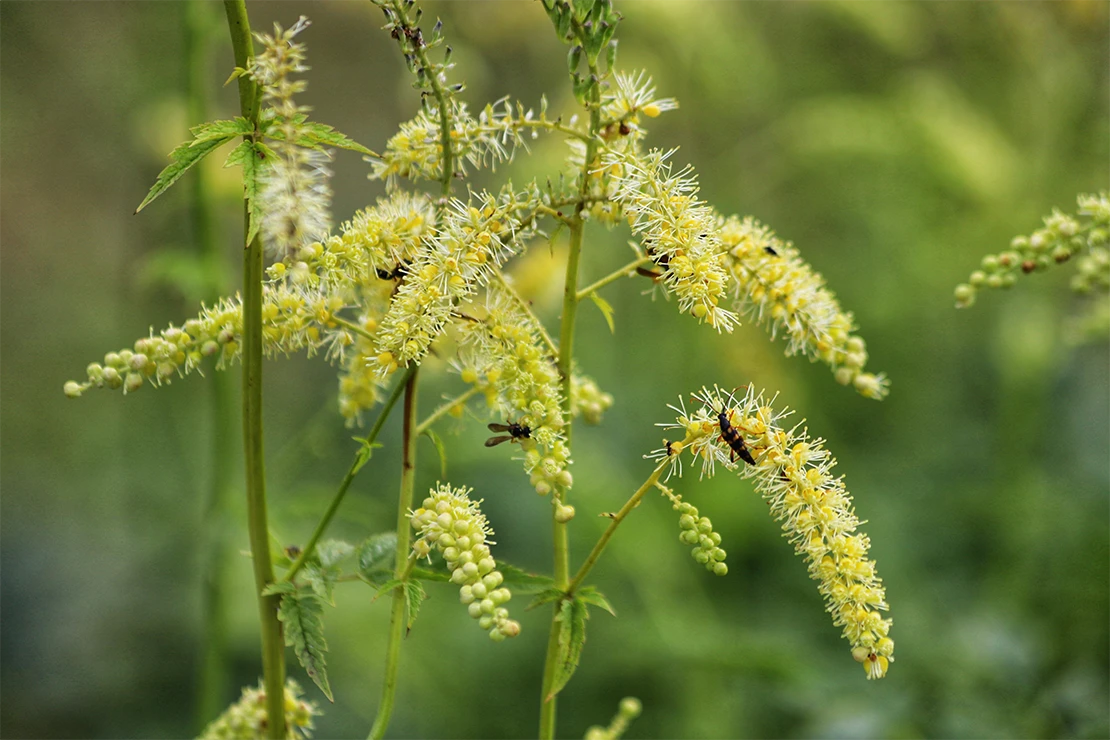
top-left (654, 385), bottom-right (894, 678)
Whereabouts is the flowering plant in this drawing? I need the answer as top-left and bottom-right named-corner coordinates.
top-left (64, 2), bottom-right (899, 737)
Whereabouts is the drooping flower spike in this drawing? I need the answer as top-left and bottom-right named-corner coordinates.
top-left (652, 385), bottom-right (894, 678)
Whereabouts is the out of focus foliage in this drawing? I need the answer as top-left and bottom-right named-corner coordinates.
top-left (1, 1), bottom-right (1106, 738)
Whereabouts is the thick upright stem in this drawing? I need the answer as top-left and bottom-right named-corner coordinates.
top-left (282, 365), bottom-right (416, 584)
top-left (224, 2), bottom-right (285, 737)
top-left (540, 58), bottom-right (603, 740)
top-left (368, 370), bottom-right (420, 740)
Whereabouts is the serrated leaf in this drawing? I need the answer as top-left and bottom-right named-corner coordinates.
top-left (316, 539), bottom-right (355, 569)
top-left (404, 580), bottom-right (426, 634)
top-left (192, 117), bottom-right (252, 143)
top-left (374, 578), bottom-right (403, 600)
top-left (135, 132), bottom-right (236, 213)
top-left (410, 565), bottom-right (452, 583)
top-left (497, 562), bottom-right (557, 594)
top-left (422, 429), bottom-right (448, 479)
top-left (358, 533), bottom-right (397, 585)
top-left (268, 118), bottom-right (374, 156)
top-left (577, 586), bottom-right (616, 617)
top-left (352, 438), bottom-right (384, 475)
top-left (588, 292), bottom-right (616, 333)
top-left (240, 141), bottom-right (264, 246)
top-left (222, 139), bottom-right (254, 169)
top-left (261, 580), bottom-right (296, 597)
top-left (302, 563), bottom-right (339, 606)
top-left (277, 590), bottom-right (333, 702)
top-left (547, 598), bottom-right (588, 701)
top-left (527, 587), bottom-right (566, 611)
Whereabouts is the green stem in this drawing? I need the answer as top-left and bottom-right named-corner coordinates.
top-left (224, 2), bottom-right (284, 737)
top-left (416, 385), bottom-right (480, 436)
top-left (281, 365), bottom-right (417, 584)
top-left (576, 255), bottom-right (651, 301)
top-left (567, 463), bottom-right (669, 596)
top-left (540, 53), bottom-right (603, 740)
top-left (191, 0), bottom-right (233, 727)
top-left (333, 315), bottom-right (378, 343)
top-left (368, 370), bottom-right (420, 740)
top-left (387, 0), bottom-right (454, 199)
top-left (491, 267), bottom-right (560, 356)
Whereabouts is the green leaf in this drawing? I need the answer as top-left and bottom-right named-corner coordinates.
top-left (222, 139), bottom-right (254, 169)
top-left (357, 533), bottom-right (397, 585)
top-left (577, 586), bottom-right (616, 616)
top-left (277, 590), bottom-right (333, 702)
top-left (193, 117), bottom-right (252, 143)
top-left (404, 580), bottom-right (426, 634)
top-left (527, 587), bottom-right (566, 611)
top-left (135, 128), bottom-right (238, 213)
top-left (240, 140), bottom-right (265, 246)
top-left (374, 578), bottom-right (403, 600)
top-left (497, 562), bottom-right (557, 594)
top-left (588, 292), bottom-right (616, 333)
top-left (261, 580), bottom-right (296, 597)
top-left (422, 429), bottom-right (448, 479)
top-left (302, 563), bottom-right (339, 606)
top-left (410, 565), bottom-right (452, 583)
top-left (547, 598), bottom-right (588, 701)
top-left (316, 539), bottom-right (355, 569)
top-left (269, 117), bottom-right (375, 156)
top-left (352, 438), bottom-right (384, 475)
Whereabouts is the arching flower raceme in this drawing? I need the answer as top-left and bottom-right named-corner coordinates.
top-left (650, 385), bottom-right (894, 678)
top-left (717, 215), bottom-right (889, 400)
top-left (410, 483), bottom-right (521, 641)
top-left (605, 148), bottom-right (738, 332)
top-left (370, 187), bottom-right (540, 377)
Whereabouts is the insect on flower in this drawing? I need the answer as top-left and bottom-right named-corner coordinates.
top-left (484, 420), bottom-right (531, 447)
top-left (717, 406), bottom-right (756, 465)
top-left (376, 261), bottom-right (410, 281)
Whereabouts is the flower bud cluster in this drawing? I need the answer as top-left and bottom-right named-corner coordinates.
top-left (670, 494), bottom-right (727, 576)
top-left (199, 679), bottom-right (319, 740)
top-left (717, 215), bottom-right (889, 400)
top-left (584, 697), bottom-right (643, 740)
top-left (954, 192), bottom-right (1110, 308)
top-left (371, 188), bottom-right (539, 377)
top-left (570, 374), bottom-right (613, 425)
top-left (248, 17), bottom-right (332, 258)
top-left (605, 148), bottom-right (738, 332)
top-left (409, 483), bottom-right (521, 641)
top-left (65, 284), bottom-right (335, 398)
top-left (656, 385), bottom-right (894, 678)
top-left (456, 285), bottom-right (571, 496)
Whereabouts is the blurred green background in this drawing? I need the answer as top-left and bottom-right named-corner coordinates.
top-left (2, 1), bottom-right (1107, 738)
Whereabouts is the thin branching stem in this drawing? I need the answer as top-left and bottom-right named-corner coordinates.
top-left (567, 455), bottom-right (682, 595)
top-left (368, 370), bottom-right (419, 740)
top-left (576, 255), bottom-right (652, 301)
top-left (332, 315), bottom-right (378, 342)
top-left (281, 365), bottom-right (417, 584)
top-left (416, 385), bottom-right (481, 436)
top-left (223, 1), bottom-right (284, 737)
top-left (491, 266), bottom-right (560, 356)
